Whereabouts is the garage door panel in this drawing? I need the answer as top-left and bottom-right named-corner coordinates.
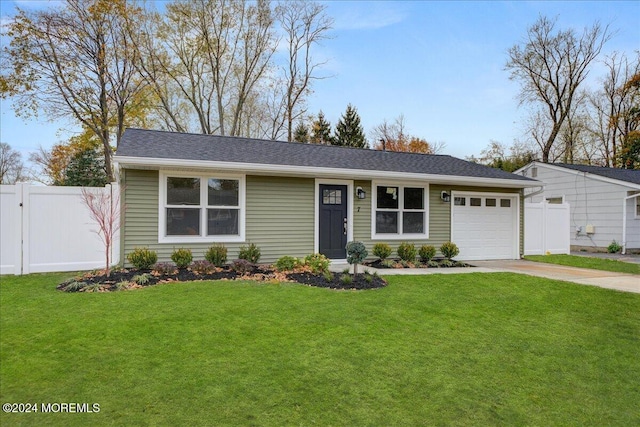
top-left (452, 193), bottom-right (518, 261)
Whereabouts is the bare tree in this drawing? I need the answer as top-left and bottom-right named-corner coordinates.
top-left (134, 0), bottom-right (277, 136)
top-left (2, 0), bottom-right (149, 182)
top-left (81, 185), bottom-right (122, 277)
top-left (0, 143), bottom-right (25, 184)
top-left (506, 16), bottom-right (612, 162)
top-left (275, 0), bottom-right (333, 141)
top-left (371, 115), bottom-right (443, 153)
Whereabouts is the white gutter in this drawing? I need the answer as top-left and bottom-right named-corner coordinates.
top-left (622, 192), bottom-right (640, 255)
top-left (113, 155), bottom-right (541, 189)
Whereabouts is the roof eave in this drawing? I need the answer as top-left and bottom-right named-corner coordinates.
top-left (114, 156), bottom-right (540, 189)
top-left (516, 161), bottom-right (640, 190)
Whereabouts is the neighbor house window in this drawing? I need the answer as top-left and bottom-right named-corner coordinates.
top-left (636, 197), bottom-right (640, 218)
top-left (372, 183), bottom-right (428, 238)
top-left (160, 173), bottom-right (245, 243)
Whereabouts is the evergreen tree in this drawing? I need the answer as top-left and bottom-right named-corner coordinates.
top-left (334, 104), bottom-right (366, 148)
top-left (293, 122), bottom-right (310, 143)
top-left (63, 147), bottom-right (109, 187)
top-left (310, 111), bottom-right (334, 144)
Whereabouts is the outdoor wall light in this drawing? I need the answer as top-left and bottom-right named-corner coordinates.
top-left (356, 186), bottom-right (366, 200)
top-left (441, 191), bottom-right (451, 202)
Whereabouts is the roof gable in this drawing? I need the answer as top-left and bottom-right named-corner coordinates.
top-left (115, 128), bottom-right (535, 185)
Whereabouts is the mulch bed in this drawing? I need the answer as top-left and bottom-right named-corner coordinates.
top-left (57, 264), bottom-right (387, 292)
top-left (364, 258), bottom-right (473, 269)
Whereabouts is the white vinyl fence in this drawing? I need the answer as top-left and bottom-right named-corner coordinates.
top-left (524, 202), bottom-right (570, 256)
top-left (1, 183), bottom-right (120, 275)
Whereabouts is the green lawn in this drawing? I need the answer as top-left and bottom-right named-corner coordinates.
top-left (1, 273), bottom-right (639, 426)
top-left (525, 254), bottom-right (640, 275)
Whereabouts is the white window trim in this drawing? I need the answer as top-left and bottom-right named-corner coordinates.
top-left (371, 181), bottom-right (429, 240)
top-left (158, 171), bottom-right (246, 243)
top-left (314, 179), bottom-right (353, 257)
top-left (635, 196), bottom-right (640, 219)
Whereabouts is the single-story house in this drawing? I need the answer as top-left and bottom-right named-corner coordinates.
top-left (114, 128), bottom-right (538, 264)
top-left (515, 162), bottom-right (640, 253)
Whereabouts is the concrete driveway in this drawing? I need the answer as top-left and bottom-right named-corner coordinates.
top-left (473, 259), bottom-right (640, 294)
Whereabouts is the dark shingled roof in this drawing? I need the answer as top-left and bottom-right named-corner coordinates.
top-left (553, 163), bottom-right (640, 186)
top-left (116, 128), bottom-right (534, 183)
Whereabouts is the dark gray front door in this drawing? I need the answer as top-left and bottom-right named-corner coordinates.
top-left (319, 185), bottom-right (348, 259)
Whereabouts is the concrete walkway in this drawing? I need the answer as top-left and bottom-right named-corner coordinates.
top-left (330, 260), bottom-right (640, 294)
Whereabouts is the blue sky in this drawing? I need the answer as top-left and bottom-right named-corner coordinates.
top-left (1, 0), bottom-right (639, 163)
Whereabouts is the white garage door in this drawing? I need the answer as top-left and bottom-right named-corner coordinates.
top-left (451, 192), bottom-right (519, 260)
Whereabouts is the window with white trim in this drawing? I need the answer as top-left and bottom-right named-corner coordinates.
top-left (372, 183), bottom-right (428, 239)
top-left (160, 173), bottom-right (245, 242)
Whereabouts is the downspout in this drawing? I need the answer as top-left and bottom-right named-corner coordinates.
top-left (524, 186), bottom-right (544, 200)
top-left (621, 193), bottom-right (640, 255)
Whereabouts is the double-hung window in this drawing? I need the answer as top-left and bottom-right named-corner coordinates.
top-left (372, 183), bottom-right (428, 239)
top-left (160, 172), bottom-right (245, 243)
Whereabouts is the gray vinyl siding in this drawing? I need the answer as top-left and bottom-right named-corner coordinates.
top-left (521, 164), bottom-right (640, 250)
top-left (354, 181), bottom-right (522, 258)
top-left (121, 169), bottom-right (314, 265)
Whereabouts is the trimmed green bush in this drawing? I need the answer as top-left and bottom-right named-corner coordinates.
top-left (127, 247), bottom-right (158, 269)
top-left (304, 253), bottom-right (330, 275)
top-left (419, 245), bottom-right (436, 263)
top-left (171, 248), bottom-right (193, 268)
top-left (440, 241), bottom-right (460, 260)
top-left (275, 256), bottom-right (300, 272)
top-left (205, 244), bottom-right (227, 267)
top-left (607, 240), bottom-right (622, 254)
top-left (239, 243), bottom-right (261, 263)
top-left (397, 242), bottom-right (417, 262)
top-left (372, 243), bottom-right (392, 260)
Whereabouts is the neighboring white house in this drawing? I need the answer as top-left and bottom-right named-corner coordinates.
top-left (515, 162), bottom-right (640, 253)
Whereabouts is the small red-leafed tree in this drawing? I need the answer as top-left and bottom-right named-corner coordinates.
top-left (81, 185), bottom-right (122, 277)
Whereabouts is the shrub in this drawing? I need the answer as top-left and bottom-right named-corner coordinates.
top-left (275, 256), bottom-right (300, 272)
top-left (132, 273), bottom-right (151, 285)
top-left (323, 270), bottom-right (334, 282)
top-left (364, 273), bottom-right (373, 284)
top-left (340, 274), bottom-right (353, 285)
top-left (346, 241), bottom-right (368, 274)
top-left (190, 260), bottom-right (216, 275)
top-left (63, 281), bottom-right (86, 292)
top-left (397, 242), bottom-right (417, 262)
top-left (440, 259), bottom-right (454, 268)
top-left (427, 260), bottom-right (439, 268)
top-left (232, 259), bottom-right (254, 275)
top-left (607, 240), bottom-right (622, 254)
top-left (238, 243), bottom-right (261, 263)
top-left (304, 253), bottom-right (330, 275)
top-left (171, 248), bottom-right (193, 268)
top-left (205, 244), bottom-right (227, 267)
top-left (127, 247), bottom-right (158, 270)
top-left (440, 241), bottom-right (460, 260)
top-left (419, 245), bottom-right (436, 263)
top-left (83, 283), bottom-right (103, 293)
top-left (153, 262), bottom-right (178, 275)
top-left (115, 281), bottom-right (130, 291)
top-left (372, 243), bottom-right (392, 260)
top-left (381, 259), bottom-right (396, 269)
